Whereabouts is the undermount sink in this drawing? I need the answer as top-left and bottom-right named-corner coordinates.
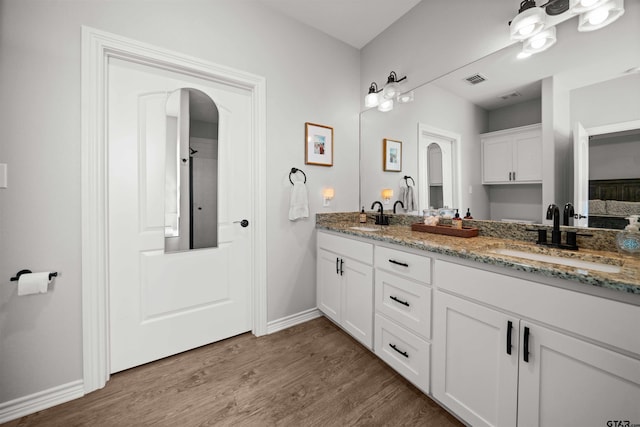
top-left (488, 245), bottom-right (623, 274)
top-left (349, 226), bottom-right (380, 232)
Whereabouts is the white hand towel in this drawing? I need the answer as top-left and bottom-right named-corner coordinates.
top-left (289, 181), bottom-right (309, 221)
top-left (404, 183), bottom-right (416, 212)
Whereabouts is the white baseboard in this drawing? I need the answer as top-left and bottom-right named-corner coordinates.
top-left (266, 307), bottom-right (322, 334)
top-left (0, 379), bottom-right (84, 423)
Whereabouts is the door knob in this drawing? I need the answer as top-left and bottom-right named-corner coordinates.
top-left (233, 219), bottom-right (249, 227)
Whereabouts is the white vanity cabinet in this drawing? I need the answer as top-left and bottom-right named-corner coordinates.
top-left (373, 245), bottom-right (432, 393)
top-left (317, 231), bottom-right (374, 349)
top-left (433, 260), bottom-right (640, 427)
top-left (481, 123), bottom-right (542, 184)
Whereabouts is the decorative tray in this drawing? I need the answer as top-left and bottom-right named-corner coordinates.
top-left (411, 223), bottom-right (479, 238)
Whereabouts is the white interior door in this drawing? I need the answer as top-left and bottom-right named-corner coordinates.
top-left (573, 122), bottom-right (590, 227)
top-left (107, 57), bottom-right (253, 373)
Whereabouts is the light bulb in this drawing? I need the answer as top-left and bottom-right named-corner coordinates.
top-left (378, 98), bottom-right (394, 112)
top-left (519, 23), bottom-right (536, 36)
top-left (365, 92), bottom-right (379, 108)
top-left (530, 36), bottom-right (546, 49)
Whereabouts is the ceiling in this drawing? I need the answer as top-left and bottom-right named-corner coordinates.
top-left (256, 0), bottom-right (422, 49)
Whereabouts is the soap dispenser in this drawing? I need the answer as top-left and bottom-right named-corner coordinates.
top-left (616, 215), bottom-right (640, 255)
top-left (359, 207), bottom-right (367, 224)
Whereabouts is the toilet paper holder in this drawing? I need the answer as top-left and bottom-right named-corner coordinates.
top-left (10, 269), bottom-right (58, 282)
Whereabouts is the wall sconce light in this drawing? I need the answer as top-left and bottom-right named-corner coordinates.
top-left (510, 0), bottom-right (624, 58)
top-left (381, 188), bottom-right (393, 204)
top-left (322, 187), bottom-right (335, 207)
top-left (365, 71), bottom-right (413, 112)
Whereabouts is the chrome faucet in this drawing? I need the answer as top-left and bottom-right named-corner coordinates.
top-left (546, 204), bottom-right (561, 245)
top-left (371, 201), bottom-right (388, 225)
top-left (393, 200), bottom-right (404, 214)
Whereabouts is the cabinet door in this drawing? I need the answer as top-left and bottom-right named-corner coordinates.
top-left (342, 257), bottom-right (374, 349)
top-left (482, 136), bottom-right (513, 183)
top-left (512, 130), bottom-right (541, 182)
top-left (317, 248), bottom-right (342, 323)
top-left (517, 322), bottom-right (640, 427)
top-left (433, 291), bottom-right (519, 427)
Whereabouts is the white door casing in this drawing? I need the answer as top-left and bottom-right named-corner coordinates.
top-left (107, 58), bottom-right (253, 373)
top-left (573, 122), bottom-right (589, 227)
top-left (81, 27), bottom-right (266, 392)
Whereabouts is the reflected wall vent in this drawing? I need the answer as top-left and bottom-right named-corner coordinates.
top-left (464, 74), bottom-right (487, 85)
top-left (499, 91), bottom-right (522, 100)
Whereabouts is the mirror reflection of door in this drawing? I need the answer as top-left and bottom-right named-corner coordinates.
top-left (165, 88), bottom-right (219, 252)
top-left (428, 143), bottom-right (444, 209)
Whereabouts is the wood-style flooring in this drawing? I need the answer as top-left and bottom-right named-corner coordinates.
top-left (4, 317), bottom-right (462, 426)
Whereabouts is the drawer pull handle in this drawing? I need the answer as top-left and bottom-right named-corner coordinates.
top-left (339, 258), bottom-right (344, 276)
top-left (506, 320), bottom-right (513, 355)
top-left (390, 295), bottom-right (410, 307)
top-left (523, 326), bottom-right (530, 363)
top-left (336, 258), bottom-right (339, 275)
top-left (389, 343), bottom-right (409, 358)
top-left (388, 259), bottom-right (409, 267)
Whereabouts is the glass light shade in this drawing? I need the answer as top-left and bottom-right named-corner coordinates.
top-left (365, 91), bottom-right (379, 108)
top-left (381, 188), bottom-right (393, 200)
top-left (578, 0), bottom-right (624, 31)
top-left (523, 27), bottom-right (557, 54)
top-left (378, 98), bottom-right (394, 112)
top-left (382, 82), bottom-right (400, 99)
top-left (510, 7), bottom-right (546, 41)
top-left (569, 0), bottom-right (607, 13)
top-left (397, 91), bottom-right (414, 103)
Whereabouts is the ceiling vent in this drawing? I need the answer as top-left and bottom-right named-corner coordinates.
top-left (499, 91), bottom-right (522, 100)
top-left (464, 74), bottom-right (487, 85)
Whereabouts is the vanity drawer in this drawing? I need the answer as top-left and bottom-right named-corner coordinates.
top-left (375, 314), bottom-right (430, 394)
top-left (375, 270), bottom-right (431, 339)
top-left (375, 246), bottom-right (431, 284)
top-left (318, 231), bottom-right (373, 265)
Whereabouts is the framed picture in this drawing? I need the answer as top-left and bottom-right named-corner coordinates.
top-left (305, 122), bottom-right (333, 167)
top-left (383, 138), bottom-right (402, 172)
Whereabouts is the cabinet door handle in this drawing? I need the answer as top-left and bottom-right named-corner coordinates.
top-left (339, 258), bottom-right (344, 276)
top-left (506, 320), bottom-right (513, 355)
top-left (390, 295), bottom-right (410, 307)
top-left (523, 326), bottom-right (530, 363)
top-left (389, 343), bottom-right (409, 358)
top-left (336, 258), bottom-right (340, 275)
top-left (512, 171), bottom-right (516, 181)
top-left (509, 172), bottom-right (512, 181)
top-left (388, 259), bottom-right (409, 268)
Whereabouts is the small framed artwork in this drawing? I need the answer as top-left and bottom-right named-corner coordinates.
top-left (383, 138), bottom-right (402, 172)
top-left (305, 122), bottom-right (333, 167)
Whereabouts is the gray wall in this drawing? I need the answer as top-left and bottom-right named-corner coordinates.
top-left (0, 0), bottom-right (359, 405)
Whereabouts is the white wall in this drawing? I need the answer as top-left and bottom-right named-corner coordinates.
top-left (590, 136), bottom-right (640, 181)
top-left (0, 0), bottom-right (359, 405)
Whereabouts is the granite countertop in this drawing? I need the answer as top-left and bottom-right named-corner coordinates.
top-left (316, 219), bottom-right (640, 296)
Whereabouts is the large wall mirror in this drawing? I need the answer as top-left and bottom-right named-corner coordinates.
top-left (360, 4), bottom-right (640, 229)
top-left (165, 88), bottom-right (219, 252)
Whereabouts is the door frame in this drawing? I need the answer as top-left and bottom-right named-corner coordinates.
top-left (80, 26), bottom-right (267, 393)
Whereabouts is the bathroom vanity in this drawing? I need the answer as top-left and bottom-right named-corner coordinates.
top-left (316, 215), bottom-right (640, 427)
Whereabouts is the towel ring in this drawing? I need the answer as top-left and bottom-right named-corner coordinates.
top-left (403, 175), bottom-right (415, 186)
top-left (289, 167), bottom-right (307, 185)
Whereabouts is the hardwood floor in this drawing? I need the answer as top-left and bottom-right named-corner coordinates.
top-left (4, 317), bottom-right (462, 426)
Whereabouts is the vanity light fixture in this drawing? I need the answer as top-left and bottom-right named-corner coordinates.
top-left (577, 0), bottom-right (625, 31)
top-left (381, 188), bottom-right (394, 204)
top-left (511, 0), bottom-right (624, 58)
top-left (365, 71), bottom-right (413, 112)
top-left (322, 187), bottom-right (335, 207)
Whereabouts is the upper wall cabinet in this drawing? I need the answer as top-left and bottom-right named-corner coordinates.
top-left (482, 124), bottom-right (542, 184)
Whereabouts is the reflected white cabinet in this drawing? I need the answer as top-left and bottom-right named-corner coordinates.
top-left (433, 260), bottom-right (640, 427)
top-left (482, 124), bottom-right (542, 184)
top-left (317, 231), bottom-right (374, 349)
